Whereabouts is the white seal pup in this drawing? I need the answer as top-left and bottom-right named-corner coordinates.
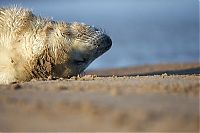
top-left (0, 7), bottom-right (112, 84)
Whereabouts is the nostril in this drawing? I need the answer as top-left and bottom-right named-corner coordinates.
top-left (106, 36), bottom-right (112, 46)
top-left (103, 35), bottom-right (112, 48)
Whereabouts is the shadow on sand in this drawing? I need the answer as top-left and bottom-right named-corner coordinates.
top-left (86, 64), bottom-right (200, 77)
top-left (128, 67), bottom-right (200, 76)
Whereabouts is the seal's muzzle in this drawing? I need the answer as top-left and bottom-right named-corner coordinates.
top-left (92, 34), bottom-right (112, 57)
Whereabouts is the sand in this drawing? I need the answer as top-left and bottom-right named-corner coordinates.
top-left (0, 63), bottom-right (199, 132)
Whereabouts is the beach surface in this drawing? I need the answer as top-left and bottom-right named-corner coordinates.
top-left (0, 63), bottom-right (199, 132)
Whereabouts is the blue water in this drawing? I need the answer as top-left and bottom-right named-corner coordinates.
top-left (1, 0), bottom-right (199, 69)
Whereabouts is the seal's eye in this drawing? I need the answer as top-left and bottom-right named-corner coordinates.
top-left (77, 33), bottom-right (82, 38)
top-left (61, 31), bottom-right (72, 37)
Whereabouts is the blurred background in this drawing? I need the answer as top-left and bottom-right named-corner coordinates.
top-left (0, 0), bottom-right (199, 70)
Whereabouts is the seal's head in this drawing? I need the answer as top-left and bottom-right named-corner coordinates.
top-left (0, 7), bottom-right (111, 83)
top-left (48, 22), bottom-right (112, 77)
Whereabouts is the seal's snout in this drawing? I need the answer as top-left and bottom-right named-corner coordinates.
top-left (90, 34), bottom-right (112, 58)
top-left (94, 34), bottom-right (112, 50)
top-left (103, 35), bottom-right (112, 50)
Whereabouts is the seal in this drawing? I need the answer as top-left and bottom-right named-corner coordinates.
top-left (0, 7), bottom-right (112, 84)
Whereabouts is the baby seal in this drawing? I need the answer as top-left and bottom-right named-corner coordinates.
top-left (0, 7), bottom-right (112, 84)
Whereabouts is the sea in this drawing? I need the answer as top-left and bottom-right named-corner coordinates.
top-left (0, 0), bottom-right (199, 70)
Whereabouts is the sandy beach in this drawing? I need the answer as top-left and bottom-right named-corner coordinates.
top-left (0, 63), bottom-right (199, 132)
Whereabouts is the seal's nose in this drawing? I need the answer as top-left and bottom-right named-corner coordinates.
top-left (102, 35), bottom-right (112, 51)
top-left (99, 35), bottom-right (112, 50)
top-left (91, 34), bottom-right (112, 52)
top-left (104, 35), bottom-right (112, 48)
